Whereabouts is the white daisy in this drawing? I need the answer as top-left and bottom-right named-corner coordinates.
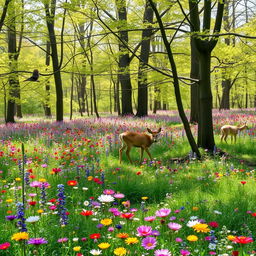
top-left (97, 194), bottom-right (114, 203)
top-left (26, 216), bottom-right (40, 223)
top-left (90, 249), bottom-right (102, 255)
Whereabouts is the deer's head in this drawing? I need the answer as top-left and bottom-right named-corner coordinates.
top-left (147, 128), bottom-right (162, 142)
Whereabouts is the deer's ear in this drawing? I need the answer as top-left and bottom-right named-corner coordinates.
top-left (158, 128), bottom-right (162, 133)
top-left (147, 128), bottom-right (152, 134)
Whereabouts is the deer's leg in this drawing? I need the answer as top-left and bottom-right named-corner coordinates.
top-left (231, 135), bottom-right (233, 143)
top-left (145, 148), bottom-right (152, 161)
top-left (220, 133), bottom-right (224, 142)
top-left (234, 134), bottom-right (237, 143)
top-left (126, 146), bottom-right (133, 164)
top-left (140, 147), bottom-right (144, 163)
top-left (119, 144), bottom-right (126, 164)
top-left (224, 134), bottom-right (228, 143)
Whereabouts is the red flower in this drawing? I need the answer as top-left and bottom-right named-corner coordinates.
top-left (208, 221), bottom-right (219, 228)
top-left (52, 168), bottom-right (62, 174)
top-left (233, 236), bottom-right (253, 244)
top-left (232, 251), bottom-right (239, 256)
top-left (67, 180), bottom-right (77, 186)
top-left (120, 213), bottom-right (134, 219)
top-left (29, 175), bottom-right (36, 179)
top-left (29, 201), bottom-right (37, 206)
top-left (136, 171), bottom-right (142, 175)
top-left (251, 212), bottom-right (256, 217)
top-left (240, 181), bottom-right (247, 185)
top-left (0, 242), bottom-right (10, 250)
top-left (80, 210), bottom-right (93, 216)
top-left (89, 233), bottom-right (101, 239)
top-left (49, 198), bottom-right (57, 203)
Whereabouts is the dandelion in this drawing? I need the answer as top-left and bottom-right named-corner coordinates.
top-left (11, 232), bottom-right (29, 241)
top-left (125, 237), bottom-right (139, 245)
top-left (113, 247), bottom-right (127, 256)
top-left (98, 242), bottom-right (111, 249)
top-left (141, 236), bottom-right (157, 250)
top-left (187, 235), bottom-right (198, 242)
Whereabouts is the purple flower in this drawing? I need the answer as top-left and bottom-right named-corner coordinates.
top-left (168, 222), bottom-right (182, 231)
top-left (154, 249), bottom-right (171, 256)
top-left (5, 215), bottom-right (17, 221)
top-left (141, 236), bottom-right (157, 250)
top-left (155, 208), bottom-right (171, 218)
top-left (137, 225), bottom-right (152, 236)
top-left (151, 230), bottom-right (160, 236)
top-left (30, 181), bottom-right (41, 188)
top-left (28, 238), bottom-right (48, 245)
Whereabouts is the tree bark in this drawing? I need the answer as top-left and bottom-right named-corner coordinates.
top-left (116, 0), bottom-right (133, 115)
top-left (136, 0), bottom-right (154, 117)
top-left (44, 1), bottom-right (64, 122)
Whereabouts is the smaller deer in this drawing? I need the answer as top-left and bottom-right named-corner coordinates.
top-left (119, 128), bottom-right (161, 164)
top-left (220, 123), bottom-right (248, 143)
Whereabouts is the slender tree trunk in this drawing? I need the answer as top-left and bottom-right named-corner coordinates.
top-left (189, 38), bottom-right (199, 123)
top-left (44, 1), bottom-right (64, 122)
top-left (220, 79), bottom-right (231, 109)
top-left (116, 0), bottom-right (133, 115)
top-left (136, 0), bottom-right (154, 117)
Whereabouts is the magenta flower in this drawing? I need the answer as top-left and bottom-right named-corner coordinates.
top-left (141, 236), bottom-right (157, 250)
top-left (175, 237), bottom-right (183, 242)
top-left (155, 208), bottom-right (171, 218)
top-left (30, 181), bottom-right (41, 188)
top-left (28, 238), bottom-right (48, 245)
top-left (57, 238), bottom-right (68, 243)
top-left (168, 222), bottom-right (182, 231)
top-left (114, 193), bottom-right (125, 199)
top-left (180, 249), bottom-right (191, 256)
top-left (103, 189), bottom-right (115, 195)
top-left (154, 249), bottom-right (171, 256)
top-left (137, 225), bottom-right (152, 236)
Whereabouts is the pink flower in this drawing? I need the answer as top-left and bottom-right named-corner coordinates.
top-left (180, 249), bottom-right (190, 256)
top-left (114, 193), bottom-right (125, 199)
top-left (175, 237), bottom-right (183, 242)
top-left (137, 225), bottom-right (152, 236)
top-left (30, 181), bottom-right (41, 188)
top-left (141, 236), bottom-right (157, 250)
top-left (103, 189), bottom-right (115, 195)
top-left (168, 222), bottom-right (182, 231)
top-left (155, 208), bottom-right (171, 218)
top-left (154, 249), bottom-right (171, 256)
top-left (144, 216), bottom-right (156, 222)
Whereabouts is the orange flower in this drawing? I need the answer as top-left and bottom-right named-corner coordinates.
top-left (67, 180), bottom-right (77, 186)
top-left (116, 233), bottom-right (129, 239)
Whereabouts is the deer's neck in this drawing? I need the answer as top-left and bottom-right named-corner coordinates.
top-left (238, 125), bottom-right (246, 131)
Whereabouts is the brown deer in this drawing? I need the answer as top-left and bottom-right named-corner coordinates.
top-left (119, 128), bottom-right (162, 164)
top-left (220, 123), bottom-right (248, 143)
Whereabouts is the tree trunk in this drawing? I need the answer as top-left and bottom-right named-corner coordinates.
top-left (45, 1), bottom-right (63, 122)
top-left (44, 41), bottom-right (52, 117)
top-left (197, 51), bottom-right (215, 150)
top-left (116, 0), bottom-right (133, 115)
top-left (189, 38), bottom-right (199, 123)
top-left (136, 0), bottom-right (153, 117)
top-left (220, 78), bottom-right (231, 109)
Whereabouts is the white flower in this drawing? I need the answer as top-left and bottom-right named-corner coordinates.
top-left (187, 219), bottom-right (200, 227)
top-left (190, 216), bottom-right (198, 220)
top-left (26, 216), bottom-right (40, 223)
top-left (90, 249), bottom-right (102, 255)
top-left (82, 187), bottom-right (88, 191)
top-left (226, 245), bottom-right (233, 249)
top-left (73, 237), bottom-right (79, 242)
top-left (83, 201), bottom-right (89, 206)
top-left (97, 194), bottom-right (114, 203)
top-left (214, 210), bottom-right (222, 215)
top-left (208, 243), bottom-right (216, 250)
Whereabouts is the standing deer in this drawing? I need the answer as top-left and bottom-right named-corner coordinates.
top-left (220, 123), bottom-right (248, 143)
top-left (119, 128), bottom-right (161, 164)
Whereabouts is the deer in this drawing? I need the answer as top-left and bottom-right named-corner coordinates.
top-left (119, 128), bottom-right (162, 164)
top-left (220, 123), bottom-right (248, 143)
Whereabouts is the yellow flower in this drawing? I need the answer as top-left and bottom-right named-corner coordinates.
top-left (98, 242), bottom-right (111, 249)
top-left (73, 246), bottom-right (81, 252)
top-left (15, 178), bottom-right (21, 182)
top-left (100, 218), bottom-right (112, 226)
top-left (187, 235), bottom-right (198, 242)
top-left (88, 176), bottom-right (93, 181)
top-left (11, 232), bottom-right (29, 241)
top-left (2, 180), bottom-right (7, 183)
top-left (37, 209), bottom-right (44, 214)
top-left (39, 178), bottom-right (46, 182)
top-left (227, 235), bottom-right (236, 241)
top-left (141, 197), bottom-right (148, 200)
top-left (114, 247), bottom-right (127, 256)
top-left (125, 237), bottom-right (139, 245)
top-left (193, 223), bottom-right (210, 233)
top-left (6, 199), bottom-right (13, 203)
top-left (192, 206), bottom-right (199, 211)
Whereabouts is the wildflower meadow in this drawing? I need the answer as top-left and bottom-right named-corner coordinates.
top-left (0, 110), bottom-right (256, 256)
